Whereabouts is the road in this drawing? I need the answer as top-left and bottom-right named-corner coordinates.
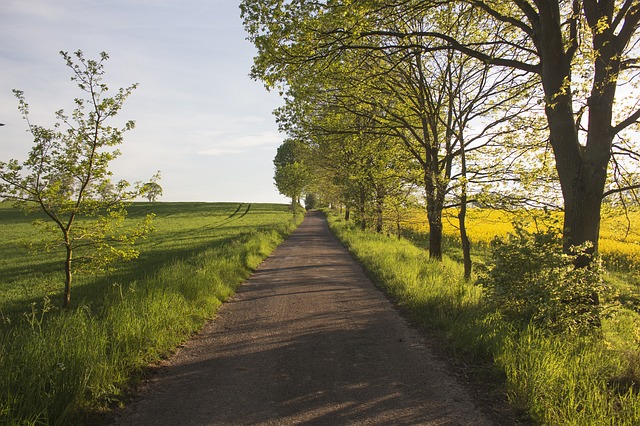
top-left (113, 211), bottom-right (491, 425)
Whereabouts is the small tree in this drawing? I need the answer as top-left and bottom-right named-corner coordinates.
top-left (141, 170), bottom-right (163, 202)
top-left (304, 193), bottom-right (318, 210)
top-left (0, 50), bottom-right (155, 309)
top-left (273, 139), bottom-right (310, 214)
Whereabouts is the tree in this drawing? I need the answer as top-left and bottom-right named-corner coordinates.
top-left (242, 0), bottom-right (536, 260)
top-left (141, 170), bottom-right (163, 202)
top-left (244, 0), bottom-right (640, 264)
top-left (0, 50), bottom-right (155, 308)
top-left (348, 0), bottom-right (640, 262)
top-left (273, 138), bottom-right (310, 213)
top-left (304, 192), bottom-right (319, 210)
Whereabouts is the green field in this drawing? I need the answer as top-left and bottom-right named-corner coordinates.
top-left (0, 201), bottom-right (301, 424)
top-left (0, 202), bottom-right (293, 315)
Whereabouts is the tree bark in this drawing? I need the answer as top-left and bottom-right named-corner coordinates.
top-left (459, 150), bottom-right (472, 280)
top-left (535, 1), bottom-right (617, 259)
top-left (424, 167), bottom-right (443, 260)
top-left (63, 243), bottom-right (72, 309)
top-left (358, 186), bottom-right (367, 231)
top-left (459, 206), bottom-right (472, 280)
top-left (375, 188), bottom-right (384, 234)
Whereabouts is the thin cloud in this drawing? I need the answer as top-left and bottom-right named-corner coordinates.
top-left (198, 148), bottom-right (245, 156)
top-left (198, 131), bottom-right (283, 157)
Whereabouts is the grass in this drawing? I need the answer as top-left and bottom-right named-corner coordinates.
top-left (400, 206), bottom-right (640, 317)
top-left (327, 211), bottom-right (640, 425)
top-left (0, 201), bottom-right (302, 425)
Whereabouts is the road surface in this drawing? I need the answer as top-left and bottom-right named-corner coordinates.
top-left (113, 211), bottom-right (492, 425)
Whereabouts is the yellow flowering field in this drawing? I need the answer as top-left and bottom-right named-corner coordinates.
top-left (400, 207), bottom-right (640, 270)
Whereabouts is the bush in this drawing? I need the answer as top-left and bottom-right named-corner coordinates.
top-left (480, 222), bottom-right (612, 334)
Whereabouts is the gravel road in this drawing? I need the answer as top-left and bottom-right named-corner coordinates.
top-left (112, 211), bottom-right (492, 425)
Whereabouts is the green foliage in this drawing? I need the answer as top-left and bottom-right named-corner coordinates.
top-left (273, 139), bottom-right (310, 210)
top-left (0, 50), bottom-right (154, 308)
top-left (304, 193), bottom-right (318, 210)
top-left (480, 221), bottom-right (612, 334)
top-left (0, 202), bottom-right (301, 424)
top-left (140, 170), bottom-right (163, 202)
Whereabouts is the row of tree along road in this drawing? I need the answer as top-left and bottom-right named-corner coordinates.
top-left (253, 1), bottom-right (640, 282)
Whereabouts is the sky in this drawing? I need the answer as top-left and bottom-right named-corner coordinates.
top-left (0, 0), bottom-right (290, 204)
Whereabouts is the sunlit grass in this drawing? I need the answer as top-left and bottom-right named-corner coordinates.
top-left (328, 211), bottom-right (640, 425)
top-left (399, 206), bottom-right (640, 312)
top-left (0, 201), bottom-right (301, 424)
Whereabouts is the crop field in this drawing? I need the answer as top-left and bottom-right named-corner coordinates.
top-left (400, 207), bottom-right (640, 272)
top-left (0, 201), bottom-right (300, 424)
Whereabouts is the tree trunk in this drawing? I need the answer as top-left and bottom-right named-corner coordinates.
top-left (424, 167), bottom-right (443, 260)
top-left (536, 2), bottom-right (617, 262)
top-left (359, 186), bottom-right (367, 231)
top-left (459, 150), bottom-right (472, 280)
top-left (63, 243), bottom-right (72, 309)
top-left (375, 188), bottom-right (384, 234)
top-left (542, 72), bottom-right (611, 263)
top-left (427, 205), bottom-right (443, 260)
top-left (459, 207), bottom-right (472, 281)
top-left (345, 207), bottom-right (350, 221)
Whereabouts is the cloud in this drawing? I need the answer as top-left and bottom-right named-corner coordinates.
top-left (198, 131), bottom-right (283, 156)
top-left (198, 148), bottom-right (245, 156)
top-left (231, 132), bottom-right (283, 148)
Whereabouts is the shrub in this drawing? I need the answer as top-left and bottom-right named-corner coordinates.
top-left (480, 222), bottom-right (612, 334)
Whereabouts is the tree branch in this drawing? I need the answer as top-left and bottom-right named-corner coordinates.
top-left (356, 30), bottom-right (541, 74)
top-left (603, 183), bottom-right (640, 198)
top-left (612, 106), bottom-right (640, 134)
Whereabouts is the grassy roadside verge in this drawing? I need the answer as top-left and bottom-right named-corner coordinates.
top-left (326, 211), bottom-right (640, 425)
top-left (0, 203), bottom-right (303, 425)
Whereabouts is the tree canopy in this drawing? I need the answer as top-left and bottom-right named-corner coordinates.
top-left (243, 0), bottom-right (640, 265)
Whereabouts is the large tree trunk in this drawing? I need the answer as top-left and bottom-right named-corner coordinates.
top-left (542, 100), bottom-right (606, 258)
top-left (536, 2), bottom-right (615, 261)
top-left (563, 173), bottom-right (606, 260)
top-left (427, 203), bottom-right (443, 260)
top-left (424, 167), bottom-right (443, 260)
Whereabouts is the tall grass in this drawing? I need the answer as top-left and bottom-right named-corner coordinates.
top-left (328, 212), bottom-right (640, 425)
top-left (0, 202), bottom-right (301, 424)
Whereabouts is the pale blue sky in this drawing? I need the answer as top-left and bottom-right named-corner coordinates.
top-left (0, 0), bottom-right (289, 203)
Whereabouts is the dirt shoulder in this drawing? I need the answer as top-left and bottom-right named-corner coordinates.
top-left (112, 211), bottom-right (494, 425)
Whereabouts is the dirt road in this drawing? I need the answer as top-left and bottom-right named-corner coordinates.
top-left (113, 211), bottom-right (491, 425)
